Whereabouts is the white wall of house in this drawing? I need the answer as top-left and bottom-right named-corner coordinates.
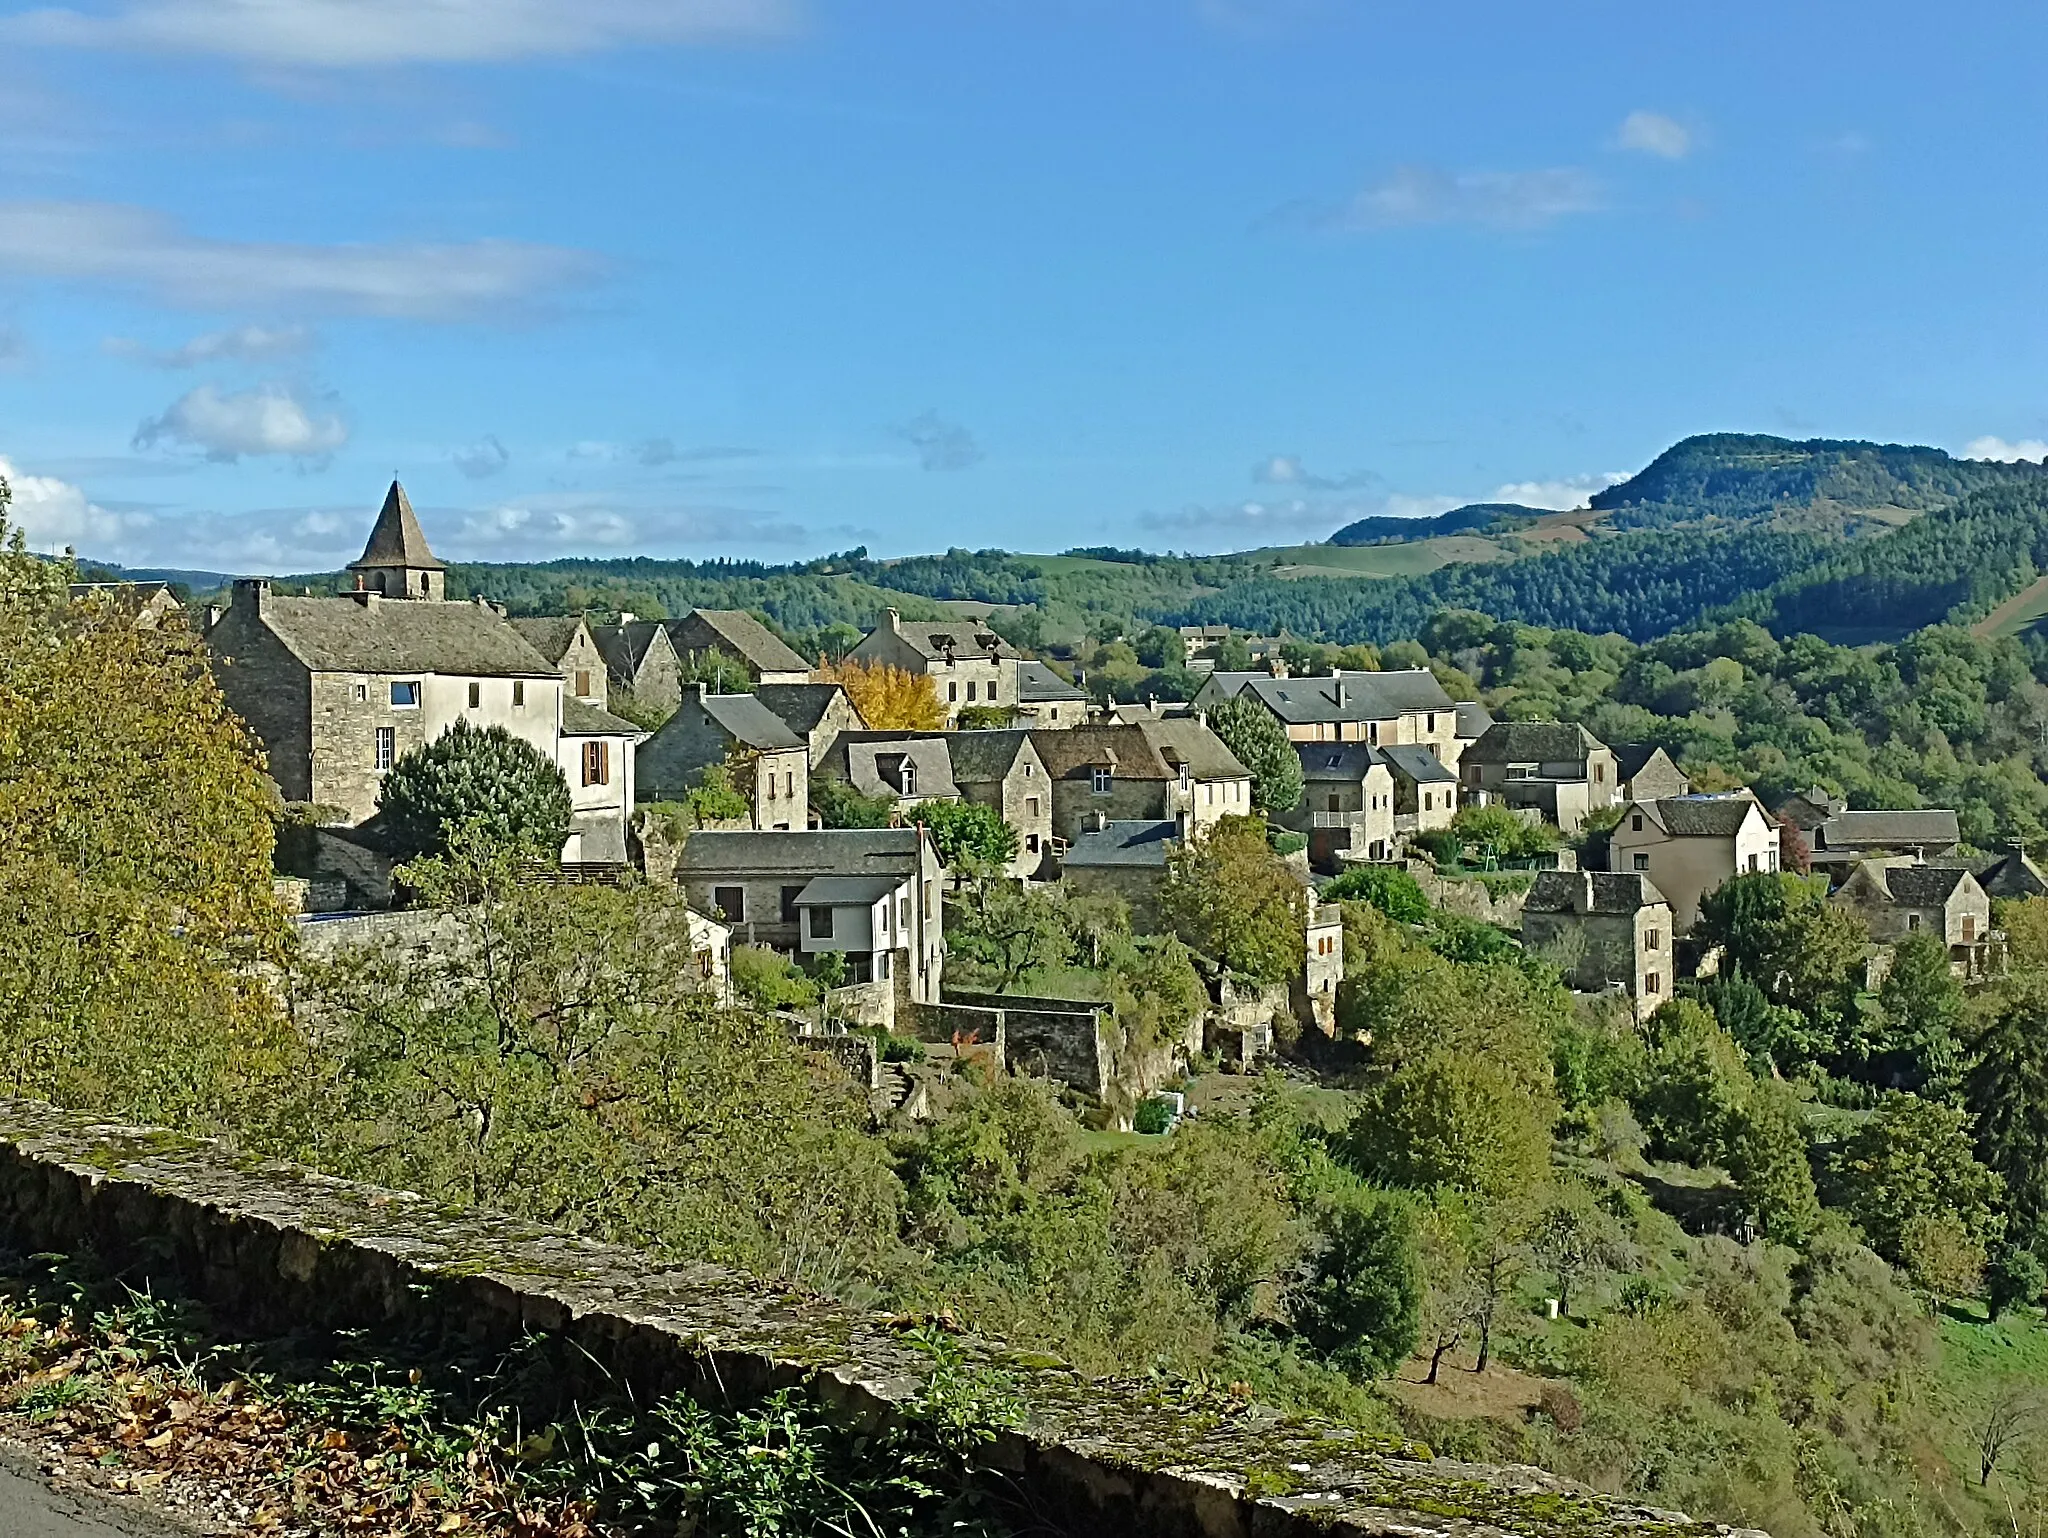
top-left (1609, 804), bottom-right (1776, 931)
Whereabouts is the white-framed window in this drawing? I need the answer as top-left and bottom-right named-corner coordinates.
top-left (374, 726), bottom-right (395, 770)
top-left (1091, 767), bottom-right (1112, 796)
top-left (966, 681), bottom-right (978, 702)
top-left (948, 681), bottom-right (959, 702)
top-left (354, 682), bottom-right (367, 703)
top-left (582, 740), bottom-right (609, 787)
top-left (1632, 852), bottom-right (1650, 872)
top-left (390, 680), bottom-right (420, 708)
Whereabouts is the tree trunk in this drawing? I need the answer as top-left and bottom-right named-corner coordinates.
top-left (1426, 1330), bottom-right (1460, 1385)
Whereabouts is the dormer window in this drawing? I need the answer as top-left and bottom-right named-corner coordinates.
top-left (901, 759), bottom-right (916, 796)
top-left (1091, 767), bottom-right (1113, 796)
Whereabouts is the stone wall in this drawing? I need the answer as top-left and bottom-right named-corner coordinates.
top-left (0, 1100), bottom-right (1749, 1538)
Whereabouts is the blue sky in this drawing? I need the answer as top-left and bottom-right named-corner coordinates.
top-left (3, 0), bottom-right (2047, 573)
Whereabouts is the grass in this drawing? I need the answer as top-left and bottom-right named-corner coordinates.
top-left (1972, 573), bottom-right (2048, 639)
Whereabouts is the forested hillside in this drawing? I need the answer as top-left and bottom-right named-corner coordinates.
top-left (1328, 503), bottom-right (1535, 546)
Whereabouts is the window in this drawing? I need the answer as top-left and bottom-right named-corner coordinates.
top-left (948, 681), bottom-right (958, 702)
top-left (712, 886), bottom-right (745, 922)
top-left (1645, 973), bottom-right (1660, 995)
top-left (1908, 913), bottom-right (1922, 931)
top-left (1367, 722), bottom-right (1379, 745)
top-left (468, 681), bottom-right (481, 708)
top-left (696, 949), bottom-right (714, 979)
top-left (1025, 796), bottom-right (1039, 818)
top-left (1631, 814), bottom-right (1643, 832)
top-left (1645, 929), bottom-right (1661, 952)
top-left (1026, 833), bottom-right (1040, 853)
top-left (390, 681), bottom-right (419, 708)
top-left (809, 905), bottom-right (835, 939)
top-left (1328, 794), bottom-right (1342, 813)
top-left (582, 740), bottom-right (610, 787)
top-left (1594, 764), bottom-right (1605, 783)
top-left (1423, 792), bottom-right (1433, 811)
top-left (1467, 764), bottom-right (1481, 783)
top-left (575, 670), bottom-right (591, 697)
top-left (354, 683), bottom-right (367, 702)
top-left (877, 951), bottom-right (892, 979)
top-left (1632, 852), bottom-right (1650, 872)
top-left (898, 895), bottom-right (909, 929)
top-left (1963, 915), bottom-right (1977, 942)
top-left (1091, 767), bottom-right (1113, 795)
top-left (374, 726), bottom-right (395, 771)
top-left (966, 681), bottom-right (977, 702)
top-left (512, 680), bottom-right (526, 708)
top-left (901, 760), bottom-right (917, 796)
top-left (781, 886), bottom-right (804, 923)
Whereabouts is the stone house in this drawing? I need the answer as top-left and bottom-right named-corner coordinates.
top-left (590, 619), bottom-right (684, 718)
top-left (813, 732), bottom-right (962, 812)
top-left (1015, 660), bottom-right (1088, 729)
top-left (1459, 721), bottom-right (1620, 834)
top-left (1029, 722), bottom-right (1252, 847)
top-left (1606, 793), bottom-right (1778, 932)
top-left (1178, 623), bottom-right (1232, 668)
top-left (1521, 870), bottom-right (1675, 1013)
top-left (674, 827), bottom-right (947, 1017)
top-left (1380, 744), bottom-right (1458, 838)
top-left (69, 580), bottom-right (181, 629)
top-left (1286, 741), bottom-right (1395, 869)
top-left (667, 608), bottom-right (813, 687)
top-left (1297, 902), bottom-right (1344, 1035)
top-left (1775, 786), bottom-right (1844, 833)
top-left (687, 909), bottom-right (734, 1006)
top-left (754, 681), bottom-right (867, 761)
top-left (1976, 850), bottom-right (2048, 900)
top-left (945, 728), bottom-right (1055, 877)
top-left (638, 684), bottom-right (810, 830)
top-left (204, 483), bottom-right (638, 864)
top-left (1192, 668), bottom-right (1461, 766)
top-left (1058, 815), bottom-right (1182, 928)
top-left (1453, 702), bottom-right (1495, 768)
top-left (1611, 743), bottom-right (1690, 802)
top-left (507, 616), bottom-right (610, 708)
top-left (1808, 808), bottom-right (1962, 871)
top-left (1831, 862), bottom-right (1993, 974)
top-left (849, 608), bottom-right (1022, 726)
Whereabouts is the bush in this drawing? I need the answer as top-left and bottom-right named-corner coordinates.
top-left (1293, 1186), bottom-right (1422, 1377)
top-left (1986, 1243), bottom-right (2047, 1318)
top-left (1133, 1097), bottom-right (1175, 1135)
top-left (1325, 866), bottom-right (1430, 924)
top-left (376, 718), bottom-right (572, 862)
top-left (731, 945), bottom-right (817, 1011)
top-left (1267, 829), bottom-right (1307, 857)
top-left (684, 761), bottom-right (751, 823)
top-left (811, 775), bottom-right (897, 829)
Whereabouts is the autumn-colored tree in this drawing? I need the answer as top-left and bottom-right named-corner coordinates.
top-left (817, 658), bottom-right (946, 730)
top-left (1158, 814), bottom-right (1306, 982)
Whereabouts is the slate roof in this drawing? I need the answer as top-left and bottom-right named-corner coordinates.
top-left (256, 595), bottom-right (556, 676)
top-left (505, 616), bottom-right (588, 665)
top-left (1877, 864), bottom-right (1976, 906)
top-left (1611, 743), bottom-right (1675, 783)
top-left (560, 697), bottom-right (647, 738)
top-left (69, 580), bottom-right (176, 611)
top-left (1380, 744), bottom-right (1457, 784)
top-left (699, 692), bottom-right (804, 752)
top-left (1062, 819), bottom-right (1180, 868)
top-left (794, 876), bottom-right (904, 905)
top-left (678, 828), bottom-right (925, 877)
top-left (820, 734), bottom-right (960, 800)
top-left (590, 621), bottom-right (671, 679)
top-left (1814, 809), bottom-right (1961, 849)
top-left (349, 482), bottom-right (444, 572)
top-left (1017, 659), bottom-right (1086, 701)
top-left (1027, 723), bottom-right (1246, 783)
top-left (1455, 701), bottom-right (1495, 740)
top-left (1140, 718), bottom-right (1250, 781)
top-left (1202, 668), bottom-right (1454, 725)
top-left (880, 618), bottom-right (1021, 661)
top-left (1976, 851), bottom-right (2048, 899)
top-left (944, 728), bottom-right (1037, 784)
top-left (1634, 794), bottom-right (1764, 837)
top-left (1296, 742), bottom-right (1383, 782)
top-left (671, 610), bottom-right (811, 676)
top-left (754, 682), bottom-right (860, 736)
top-left (1524, 870), bottom-right (1671, 915)
top-left (1464, 721), bottom-right (1604, 765)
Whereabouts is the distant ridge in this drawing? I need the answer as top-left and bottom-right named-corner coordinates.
top-left (1327, 503), bottom-right (1540, 547)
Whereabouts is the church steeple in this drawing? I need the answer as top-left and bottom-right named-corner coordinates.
top-left (348, 481), bottom-right (447, 600)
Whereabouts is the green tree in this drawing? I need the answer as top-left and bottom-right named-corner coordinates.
top-left (1829, 1094), bottom-right (2003, 1263)
top-left (1631, 999), bottom-right (1751, 1165)
top-left (1866, 932), bottom-right (1965, 1095)
top-left (1968, 973), bottom-right (2048, 1251)
top-left (1695, 872), bottom-right (1866, 1039)
top-left (1725, 1079), bottom-right (1820, 1244)
top-left (908, 800), bottom-right (1019, 874)
top-left (1205, 695), bottom-right (1304, 816)
top-left (376, 718), bottom-right (572, 863)
top-left (1985, 1243), bottom-right (2047, 1318)
top-left (1293, 1186), bottom-right (1423, 1377)
top-left (1449, 803), bottom-right (1556, 863)
top-left (810, 775), bottom-right (897, 828)
top-left (1324, 865), bottom-right (1430, 924)
top-left (1158, 815), bottom-right (1306, 982)
top-left (947, 880), bottom-right (1072, 992)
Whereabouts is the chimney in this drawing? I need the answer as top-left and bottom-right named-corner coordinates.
top-left (619, 611), bottom-right (636, 625)
top-left (1086, 809), bottom-right (1109, 834)
top-left (232, 577), bottom-right (270, 617)
top-left (884, 607), bottom-right (902, 633)
top-left (1335, 679), bottom-right (1347, 709)
top-left (351, 589), bottom-right (380, 609)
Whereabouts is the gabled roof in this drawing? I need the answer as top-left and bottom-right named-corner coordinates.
top-left (560, 697), bottom-right (646, 738)
top-left (698, 691), bottom-right (803, 752)
top-left (505, 616), bottom-right (590, 666)
top-left (1017, 659), bottom-right (1086, 701)
top-left (1140, 718), bottom-right (1250, 781)
top-left (1838, 861), bottom-right (1979, 908)
top-left (1524, 870), bottom-right (1671, 915)
top-left (1380, 744), bottom-right (1457, 784)
top-left (1296, 741), bottom-right (1383, 782)
top-left (1455, 701), bottom-right (1495, 740)
top-left (879, 618), bottom-right (1021, 661)
top-left (754, 682), bottom-right (860, 736)
top-left (1815, 809), bottom-right (1961, 849)
top-left (944, 727), bottom-right (1038, 784)
top-left (816, 732), bottom-right (960, 800)
top-left (1464, 721), bottom-right (1604, 765)
top-left (1628, 794), bottom-right (1765, 838)
top-left (349, 481), bottom-right (444, 572)
top-left (1611, 742), bottom-right (1677, 783)
top-left (589, 620), bottom-right (672, 679)
top-left (671, 609), bottom-right (811, 676)
top-left (1027, 723), bottom-right (1245, 783)
top-left (678, 828), bottom-right (925, 877)
top-left (1976, 851), bottom-right (2048, 899)
top-left (250, 595), bottom-right (556, 676)
top-left (1202, 668), bottom-right (1455, 725)
top-left (1063, 819), bottom-right (1180, 868)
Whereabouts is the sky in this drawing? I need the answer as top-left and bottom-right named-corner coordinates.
top-left (4, 0), bottom-right (2048, 574)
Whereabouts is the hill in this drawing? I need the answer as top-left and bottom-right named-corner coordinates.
top-left (1327, 502), bottom-right (1538, 546)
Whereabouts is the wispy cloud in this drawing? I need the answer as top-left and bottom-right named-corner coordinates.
top-left (134, 381), bottom-right (348, 463)
top-left (105, 322), bottom-right (316, 368)
top-left (1964, 435), bottom-right (2048, 464)
top-left (0, 201), bottom-right (601, 320)
top-left (1615, 110), bottom-right (1692, 160)
top-left (452, 433), bottom-right (510, 479)
top-left (897, 411), bottom-right (984, 472)
top-left (1489, 472), bottom-right (1627, 510)
top-left (3, 0), bottom-right (800, 67)
top-left (1275, 164), bottom-right (1604, 233)
top-left (1252, 454), bottom-right (1382, 492)
top-left (447, 497), bottom-right (811, 560)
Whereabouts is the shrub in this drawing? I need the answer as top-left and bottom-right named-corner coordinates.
top-left (1985, 1243), bottom-right (2046, 1318)
top-left (1293, 1186), bottom-right (1423, 1377)
top-left (731, 945), bottom-right (817, 1011)
top-left (1133, 1097), bottom-right (1175, 1135)
top-left (1325, 866), bottom-right (1430, 924)
top-left (377, 718), bottom-right (572, 863)
top-left (1206, 695), bottom-right (1305, 815)
top-left (1268, 829), bottom-right (1307, 857)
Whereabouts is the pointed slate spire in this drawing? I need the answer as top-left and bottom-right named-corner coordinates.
top-left (351, 481), bottom-right (445, 573)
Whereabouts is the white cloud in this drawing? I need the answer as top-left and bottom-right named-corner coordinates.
top-left (0, 454), bottom-right (135, 553)
top-left (1616, 110), bottom-right (1692, 160)
top-left (0, 201), bottom-right (600, 320)
top-left (4, 0), bottom-right (798, 66)
top-left (105, 323), bottom-right (315, 368)
top-left (1489, 472), bottom-right (1628, 510)
top-left (452, 433), bottom-right (510, 479)
top-left (134, 382), bottom-right (349, 462)
top-left (1964, 435), bottom-right (2048, 463)
top-left (448, 498), bottom-right (809, 560)
top-left (897, 411), bottom-right (984, 472)
top-left (1252, 454), bottom-right (1381, 492)
top-left (1283, 164), bottom-right (1603, 232)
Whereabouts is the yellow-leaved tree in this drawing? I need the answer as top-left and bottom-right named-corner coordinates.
top-left (817, 657), bottom-right (946, 730)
